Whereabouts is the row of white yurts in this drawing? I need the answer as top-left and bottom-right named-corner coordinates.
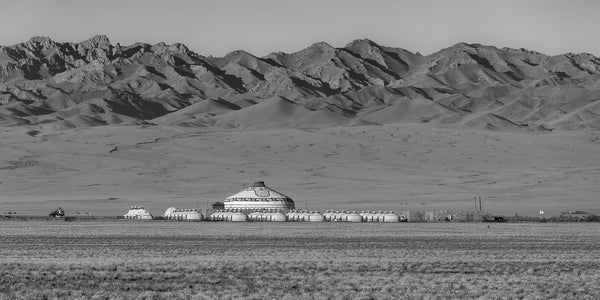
top-left (248, 211), bottom-right (287, 222)
top-left (164, 207), bottom-right (202, 220)
top-left (208, 210), bottom-right (248, 221)
top-left (360, 211), bottom-right (401, 222)
top-left (123, 206), bottom-right (153, 220)
top-left (286, 210), bottom-right (325, 222)
top-left (322, 211), bottom-right (363, 222)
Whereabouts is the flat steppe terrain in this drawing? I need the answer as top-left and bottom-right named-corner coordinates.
top-left (1, 124), bottom-right (598, 216)
top-left (1, 221), bottom-right (599, 299)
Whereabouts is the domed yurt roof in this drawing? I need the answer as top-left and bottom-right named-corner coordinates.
top-left (164, 207), bottom-right (177, 216)
top-left (225, 181), bottom-right (295, 211)
top-left (227, 181), bottom-right (290, 201)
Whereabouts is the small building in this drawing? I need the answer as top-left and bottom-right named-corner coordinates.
top-left (124, 205), bottom-right (153, 220)
top-left (49, 207), bottom-right (65, 218)
top-left (400, 211), bottom-right (423, 222)
top-left (423, 210), bottom-right (454, 222)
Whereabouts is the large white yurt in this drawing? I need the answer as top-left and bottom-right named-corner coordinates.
top-left (224, 181), bottom-right (295, 212)
top-left (307, 211), bottom-right (325, 222)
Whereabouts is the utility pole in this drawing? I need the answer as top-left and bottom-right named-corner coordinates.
top-left (474, 196), bottom-right (477, 211)
top-left (479, 196), bottom-right (482, 212)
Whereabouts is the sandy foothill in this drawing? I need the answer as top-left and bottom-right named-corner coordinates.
top-left (0, 124), bottom-right (598, 216)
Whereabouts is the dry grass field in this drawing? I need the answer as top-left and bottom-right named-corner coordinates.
top-left (1, 221), bottom-right (599, 299)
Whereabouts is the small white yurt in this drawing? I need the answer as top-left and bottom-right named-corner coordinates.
top-left (333, 211), bottom-right (348, 222)
top-left (361, 211), bottom-right (375, 222)
top-left (228, 211), bottom-right (248, 222)
top-left (209, 210), bottom-right (226, 221)
top-left (373, 211), bottom-right (385, 222)
top-left (286, 210), bottom-right (299, 221)
top-left (323, 210), bottom-right (335, 222)
top-left (164, 208), bottom-right (202, 220)
top-left (345, 211), bottom-right (363, 223)
top-left (267, 212), bottom-right (287, 222)
top-left (299, 211), bottom-right (311, 221)
top-left (307, 211), bottom-right (325, 222)
top-left (381, 211), bottom-right (400, 223)
top-left (124, 205), bottom-right (153, 220)
top-left (248, 211), bottom-right (262, 221)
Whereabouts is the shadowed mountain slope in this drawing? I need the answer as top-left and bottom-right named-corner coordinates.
top-left (2, 36), bottom-right (600, 130)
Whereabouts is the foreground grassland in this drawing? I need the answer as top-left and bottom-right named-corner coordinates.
top-left (1, 222), bottom-right (599, 299)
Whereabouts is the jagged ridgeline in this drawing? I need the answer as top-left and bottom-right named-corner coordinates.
top-left (1, 35), bottom-right (600, 130)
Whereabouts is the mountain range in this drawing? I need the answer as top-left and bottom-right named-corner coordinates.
top-left (1, 35), bottom-right (600, 131)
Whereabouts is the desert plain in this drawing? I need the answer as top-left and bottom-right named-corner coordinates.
top-left (0, 123), bottom-right (598, 217)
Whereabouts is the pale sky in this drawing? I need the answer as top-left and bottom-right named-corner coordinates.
top-left (2, 0), bottom-right (600, 57)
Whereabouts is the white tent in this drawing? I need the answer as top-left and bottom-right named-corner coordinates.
top-left (124, 205), bottom-right (153, 220)
top-left (164, 208), bottom-right (202, 220)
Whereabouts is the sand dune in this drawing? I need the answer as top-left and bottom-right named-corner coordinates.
top-left (358, 97), bottom-right (460, 124)
top-left (215, 96), bottom-right (348, 129)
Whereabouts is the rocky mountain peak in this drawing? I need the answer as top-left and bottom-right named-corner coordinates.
top-left (345, 38), bottom-right (378, 48)
top-left (76, 35), bottom-right (113, 63)
top-left (26, 36), bottom-right (56, 45)
top-left (80, 35), bottom-right (111, 47)
top-left (22, 36), bottom-right (59, 54)
top-left (305, 41), bottom-right (336, 52)
top-left (150, 41), bottom-right (192, 56)
top-left (1, 36), bottom-right (600, 131)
